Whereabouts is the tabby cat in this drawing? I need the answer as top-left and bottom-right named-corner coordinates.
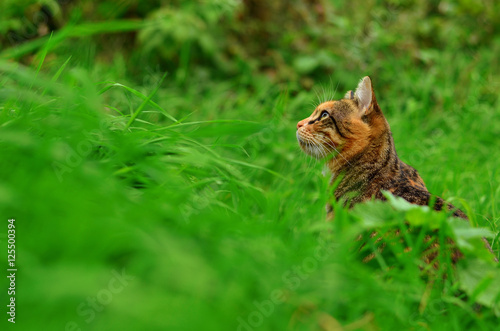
top-left (296, 76), bottom-right (496, 262)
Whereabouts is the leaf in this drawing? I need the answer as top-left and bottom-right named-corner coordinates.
top-left (125, 72), bottom-right (168, 129)
top-left (457, 258), bottom-right (500, 314)
top-left (383, 190), bottom-right (430, 212)
top-left (351, 199), bottom-right (401, 227)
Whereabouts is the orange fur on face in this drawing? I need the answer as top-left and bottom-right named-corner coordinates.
top-left (296, 98), bottom-right (382, 172)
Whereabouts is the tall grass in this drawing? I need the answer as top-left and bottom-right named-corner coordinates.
top-left (1, 3), bottom-right (500, 330)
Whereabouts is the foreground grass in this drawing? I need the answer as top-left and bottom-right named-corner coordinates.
top-left (1, 40), bottom-right (500, 331)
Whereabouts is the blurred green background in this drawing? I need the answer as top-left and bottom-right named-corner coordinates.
top-left (1, 0), bottom-right (500, 330)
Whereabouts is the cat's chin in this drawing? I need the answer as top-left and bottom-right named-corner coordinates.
top-left (296, 132), bottom-right (329, 159)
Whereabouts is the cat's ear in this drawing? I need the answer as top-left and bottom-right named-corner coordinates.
top-left (344, 90), bottom-right (354, 100)
top-left (354, 76), bottom-right (374, 115)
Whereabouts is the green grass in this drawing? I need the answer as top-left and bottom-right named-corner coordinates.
top-left (1, 3), bottom-right (500, 330)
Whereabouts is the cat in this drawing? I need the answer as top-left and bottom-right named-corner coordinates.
top-left (296, 76), bottom-right (496, 262)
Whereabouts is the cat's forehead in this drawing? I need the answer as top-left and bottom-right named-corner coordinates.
top-left (315, 100), bottom-right (356, 113)
top-left (316, 101), bottom-right (336, 110)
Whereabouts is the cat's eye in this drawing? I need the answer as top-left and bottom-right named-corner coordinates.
top-left (320, 111), bottom-right (329, 119)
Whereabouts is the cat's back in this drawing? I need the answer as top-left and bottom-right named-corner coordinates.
top-left (382, 160), bottom-right (428, 200)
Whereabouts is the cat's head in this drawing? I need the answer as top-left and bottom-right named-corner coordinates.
top-left (296, 76), bottom-right (388, 162)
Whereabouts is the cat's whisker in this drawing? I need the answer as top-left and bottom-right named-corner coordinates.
top-left (328, 77), bottom-right (334, 101)
top-left (309, 136), bottom-right (324, 159)
top-left (315, 141), bottom-right (326, 159)
top-left (312, 136), bottom-right (331, 161)
top-left (323, 142), bottom-right (333, 158)
top-left (314, 135), bottom-right (352, 166)
top-left (332, 80), bottom-right (340, 101)
top-left (305, 135), bottom-right (321, 160)
top-left (314, 88), bottom-right (322, 107)
top-left (318, 141), bottom-right (328, 159)
top-left (297, 148), bottom-right (317, 175)
top-left (306, 140), bottom-right (317, 168)
top-left (309, 135), bottom-right (329, 157)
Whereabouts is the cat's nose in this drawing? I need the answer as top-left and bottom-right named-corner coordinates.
top-left (297, 120), bottom-right (306, 129)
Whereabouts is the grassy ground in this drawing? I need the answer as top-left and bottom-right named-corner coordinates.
top-left (1, 1), bottom-right (500, 330)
